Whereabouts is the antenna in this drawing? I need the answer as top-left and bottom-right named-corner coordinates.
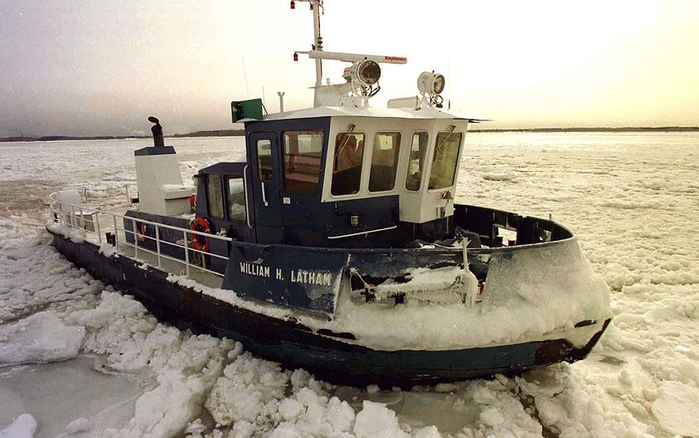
top-left (291, 0), bottom-right (324, 87)
top-left (447, 39), bottom-right (452, 110)
top-left (242, 57), bottom-right (250, 98)
top-left (278, 91), bottom-right (286, 112)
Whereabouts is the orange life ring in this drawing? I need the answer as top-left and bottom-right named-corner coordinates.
top-left (190, 217), bottom-right (212, 252)
top-left (136, 222), bottom-right (149, 242)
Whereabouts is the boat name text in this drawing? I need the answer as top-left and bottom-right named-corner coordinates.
top-left (239, 262), bottom-right (333, 286)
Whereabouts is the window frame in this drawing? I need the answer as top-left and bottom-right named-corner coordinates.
top-left (331, 131), bottom-right (367, 197)
top-left (225, 174), bottom-right (247, 222)
top-left (256, 139), bottom-right (273, 182)
top-left (282, 130), bottom-right (325, 195)
top-left (405, 131), bottom-right (429, 192)
top-left (368, 131), bottom-right (402, 193)
top-left (428, 130), bottom-right (463, 191)
top-left (206, 174), bottom-right (225, 220)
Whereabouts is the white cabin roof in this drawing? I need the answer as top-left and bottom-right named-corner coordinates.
top-left (261, 105), bottom-right (487, 123)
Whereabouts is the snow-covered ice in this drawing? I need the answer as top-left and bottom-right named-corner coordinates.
top-left (0, 312), bottom-right (84, 365)
top-left (1, 132), bottom-right (698, 437)
top-left (0, 414), bottom-right (37, 438)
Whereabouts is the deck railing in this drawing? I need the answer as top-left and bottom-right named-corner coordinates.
top-left (48, 192), bottom-right (233, 279)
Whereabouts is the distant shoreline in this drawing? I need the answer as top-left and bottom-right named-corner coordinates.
top-left (0, 129), bottom-right (246, 143)
top-left (2, 126), bottom-right (697, 143)
top-left (469, 126), bottom-right (699, 133)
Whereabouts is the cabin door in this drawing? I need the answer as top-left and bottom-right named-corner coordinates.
top-left (250, 132), bottom-right (284, 243)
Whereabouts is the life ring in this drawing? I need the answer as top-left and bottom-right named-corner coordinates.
top-left (136, 222), bottom-right (149, 242)
top-left (190, 217), bottom-right (212, 252)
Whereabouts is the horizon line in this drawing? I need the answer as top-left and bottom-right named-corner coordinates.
top-left (2, 126), bottom-right (698, 143)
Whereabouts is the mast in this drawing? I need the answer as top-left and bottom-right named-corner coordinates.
top-left (311, 0), bottom-right (323, 88)
top-left (291, 0), bottom-right (407, 107)
top-left (291, 0), bottom-right (324, 88)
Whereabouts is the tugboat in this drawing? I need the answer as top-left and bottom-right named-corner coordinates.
top-left (47, 0), bottom-right (611, 387)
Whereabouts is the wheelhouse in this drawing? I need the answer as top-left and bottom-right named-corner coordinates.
top-left (194, 106), bottom-right (475, 249)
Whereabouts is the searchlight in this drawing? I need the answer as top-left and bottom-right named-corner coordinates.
top-left (417, 71), bottom-right (446, 108)
top-left (343, 59), bottom-right (381, 87)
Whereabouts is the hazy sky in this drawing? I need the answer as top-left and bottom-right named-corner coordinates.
top-left (2, 0), bottom-right (698, 137)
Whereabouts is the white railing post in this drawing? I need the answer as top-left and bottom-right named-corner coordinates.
top-left (132, 220), bottom-right (139, 259)
top-left (183, 228), bottom-right (191, 276)
top-left (95, 213), bottom-right (102, 244)
top-left (155, 224), bottom-right (162, 268)
top-left (69, 204), bottom-right (75, 228)
top-left (113, 215), bottom-right (119, 246)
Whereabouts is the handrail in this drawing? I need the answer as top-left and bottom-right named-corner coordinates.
top-left (48, 192), bottom-right (577, 272)
top-left (243, 165), bottom-right (253, 229)
top-left (327, 225), bottom-right (398, 240)
top-left (48, 192), bottom-right (232, 279)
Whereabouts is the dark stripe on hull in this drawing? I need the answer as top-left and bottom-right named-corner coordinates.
top-left (49, 231), bottom-right (608, 387)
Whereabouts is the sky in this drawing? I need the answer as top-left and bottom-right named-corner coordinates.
top-left (1, 0), bottom-right (698, 137)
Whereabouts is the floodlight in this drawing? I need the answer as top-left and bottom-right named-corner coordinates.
top-left (417, 71), bottom-right (446, 95)
top-left (344, 60), bottom-right (381, 87)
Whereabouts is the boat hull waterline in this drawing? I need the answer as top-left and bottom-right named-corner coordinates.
top-left (48, 226), bottom-right (610, 387)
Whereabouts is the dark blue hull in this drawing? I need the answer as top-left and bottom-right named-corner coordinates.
top-left (49, 229), bottom-right (609, 387)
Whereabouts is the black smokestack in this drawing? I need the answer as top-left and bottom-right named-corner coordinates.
top-left (148, 116), bottom-right (164, 147)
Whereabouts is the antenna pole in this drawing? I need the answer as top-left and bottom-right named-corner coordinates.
top-left (310, 0), bottom-right (324, 87)
top-left (294, 0), bottom-right (324, 87)
top-left (277, 91), bottom-right (285, 112)
top-left (242, 57), bottom-right (250, 98)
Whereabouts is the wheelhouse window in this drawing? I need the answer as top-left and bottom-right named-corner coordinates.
top-left (206, 174), bottom-right (225, 220)
top-left (283, 130), bottom-right (324, 194)
top-left (406, 132), bottom-right (428, 191)
top-left (226, 176), bottom-right (246, 222)
top-left (428, 131), bottom-right (463, 190)
top-left (256, 139), bottom-right (273, 181)
top-left (332, 132), bottom-right (365, 196)
top-left (368, 132), bottom-right (401, 192)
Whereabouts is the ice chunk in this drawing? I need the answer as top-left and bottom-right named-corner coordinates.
top-left (0, 311), bottom-right (84, 365)
top-left (205, 352), bottom-right (289, 425)
top-left (65, 417), bottom-right (93, 434)
top-left (353, 401), bottom-right (407, 438)
top-left (651, 381), bottom-right (699, 436)
top-left (0, 414), bottom-right (37, 438)
top-left (482, 172), bottom-right (517, 181)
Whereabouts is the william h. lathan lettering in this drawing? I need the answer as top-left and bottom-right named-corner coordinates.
top-left (239, 262), bottom-right (270, 278)
top-left (239, 262), bottom-right (332, 286)
top-left (290, 269), bottom-right (333, 286)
